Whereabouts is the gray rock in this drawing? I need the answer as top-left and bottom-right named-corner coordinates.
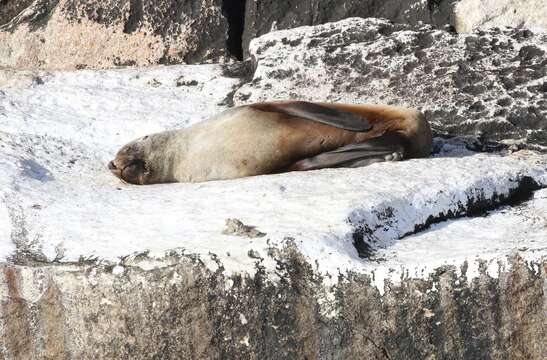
top-left (242, 0), bottom-right (456, 58)
top-left (236, 18), bottom-right (547, 148)
top-left (0, 250), bottom-right (545, 359)
top-left (243, 0), bottom-right (547, 58)
top-left (2, 1), bottom-right (545, 69)
top-left (0, 0), bottom-right (230, 69)
top-left (223, 218), bottom-right (267, 238)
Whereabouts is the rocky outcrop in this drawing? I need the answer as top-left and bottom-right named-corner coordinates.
top-left (1, 0), bottom-right (545, 69)
top-left (1, 6), bottom-right (546, 356)
top-left (236, 18), bottom-right (547, 148)
top-left (243, 0), bottom-right (547, 58)
top-left (1, 251), bottom-right (545, 359)
top-left (1, 61), bottom-right (547, 358)
top-left (0, 0), bottom-right (229, 69)
top-left (242, 0), bottom-right (456, 59)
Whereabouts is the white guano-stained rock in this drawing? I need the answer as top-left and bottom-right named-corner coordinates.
top-left (243, 0), bottom-right (547, 59)
top-left (0, 63), bottom-right (546, 277)
top-left (0, 60), bottom-right (546, 358)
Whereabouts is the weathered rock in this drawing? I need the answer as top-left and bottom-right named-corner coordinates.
top-left (2, 1), bottom-right (545, 69)
top-left (454, 0), bottom-right (547, 33)
top-left (236, 18), bottom-right (547, 148)
top-left (2, 61), bottom-right (547, 359)
top-left (242, 0), bottom-right (456, 58)
top-left (222, 218), bottom-right (267, 238)
top-left (243, 0), bottom-right (547, 58)
top-left (0, 0), bottom-right (229, 69)
top-left (0, 250), bottom-right (545, 359)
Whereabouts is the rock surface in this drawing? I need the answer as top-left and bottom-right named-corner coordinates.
top-left (2, 1), bottom-right (545, 69)
top-left (242, 0), bottom-right (456, 58)
top-left (0, 0), bottom-right (229, 69)
top-left (1, 64), bottom-right (546, 358)
top-left (1, 11), bottom-right (547, 358)
top-left (454, 0), bottom-right (547, 33)
top-left (1, 252), bottom-right (545, 359)
top-left (2, 64), bottom-right (546, 269)
top-left (243, 0), bottom-right (547, 58)
top-left (236, 17), bottom-right (547, 148)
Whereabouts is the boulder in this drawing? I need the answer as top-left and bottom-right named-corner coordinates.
top-left (0, 0), bottom-right (229, 69)
top-left (243, 0), bottom-right (547, 58)
top-left (235, 17), bottom-right (547, 148)
top-left (242, 0), bottom-right (456, 58)
top-left (2, 1), bottom-right (545, 70)
top-left (1, 63), bottom-right (546, 358)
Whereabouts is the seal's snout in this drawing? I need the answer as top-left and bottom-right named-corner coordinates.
top-left (108, 156), bottom-right (148, 185)
top-left (108, 159), bottom-right (123, 180)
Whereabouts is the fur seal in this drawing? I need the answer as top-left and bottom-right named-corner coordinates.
top-left (108, 101), bottom-right (432, 184)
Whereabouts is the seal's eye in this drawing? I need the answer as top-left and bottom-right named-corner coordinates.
top-left (142, 136), bottom-right (149, 140)
top-left (121, 160), bottom-right (147, 184)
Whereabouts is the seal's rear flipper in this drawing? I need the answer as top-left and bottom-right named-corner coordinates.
top-left (250, 101), bottom-right (372, 132)
top-left (290, 133), bottom-right (408, 171)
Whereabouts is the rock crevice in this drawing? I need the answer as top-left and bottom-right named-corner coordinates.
top-left (222, 0), bottom-right (246, 60)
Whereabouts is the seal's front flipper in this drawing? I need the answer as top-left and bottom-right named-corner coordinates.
top-left (250, 101), bottom-right (372, 132)
top-left (291, 133), bottom-right (408, 171)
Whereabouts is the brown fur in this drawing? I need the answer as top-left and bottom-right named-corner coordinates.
top-left (109, 102), bottom-right (432, 184)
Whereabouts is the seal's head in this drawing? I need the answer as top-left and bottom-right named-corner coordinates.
top-left (108, 132), bottom-right (175, 185)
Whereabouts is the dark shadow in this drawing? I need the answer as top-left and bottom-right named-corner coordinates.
top-left (222, 0), bottom-right (246, 60)
top-left (19, 159), bottom-right (54, 182)
top-left (431, 132), bottom-right (513, 158)
top-left (123, 0), bottom-right (143, 34)
top-left (350, 150), bottom-right (542, 259)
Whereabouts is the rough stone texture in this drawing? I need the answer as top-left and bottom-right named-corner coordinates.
top-left (2, 1), bottom-right (545, 69)
top-left (235, 18), bottom-right (547, 148)
top-left (0, 0), bottom-right (229, 69)
top-left (0, 250), bottom-right (545, 359)
top-left (454, 0), bottom-right (547, 33)
top-left (242, 0), bottom-right (456, 58)
top-left (1, 12), bottom-right (546, 357)
top-left (243, 0), bottom-right (547, 58)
